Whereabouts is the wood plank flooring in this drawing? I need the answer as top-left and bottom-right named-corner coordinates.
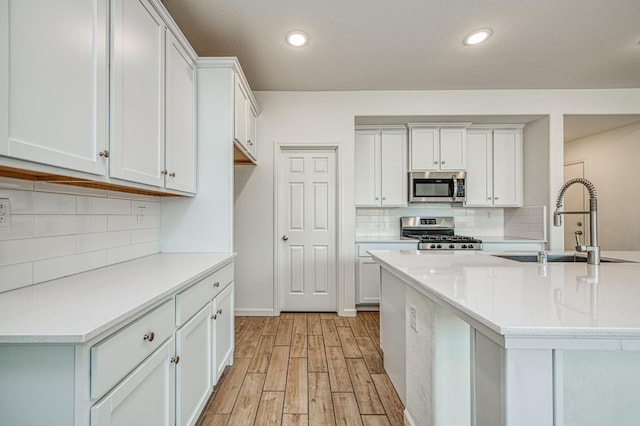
top-left (198, 312), bottom-right (404, 426)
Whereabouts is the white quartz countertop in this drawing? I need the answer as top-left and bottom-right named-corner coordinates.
top-left (355, 236), bottom-right (413, 243)
top-left (369, 250), bottom-right (640, 339)
top-left (0, 253), bottom-right (235, 344)
top-left (479, 236), bottom-right (546, 243)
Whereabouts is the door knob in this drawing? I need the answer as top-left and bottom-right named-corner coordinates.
top-left (282, 235), bottom-right (289, 241)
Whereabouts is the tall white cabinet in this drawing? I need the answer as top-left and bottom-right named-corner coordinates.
top-left (465, 126), bottom-right (523, 207)
top-left (0, 0), bottom-right (109, 175)
top-left (355, 126), bottom-right (407, 207)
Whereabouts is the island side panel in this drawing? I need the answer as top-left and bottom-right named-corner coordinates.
top-left (380, 268), bottom-right (406, 404)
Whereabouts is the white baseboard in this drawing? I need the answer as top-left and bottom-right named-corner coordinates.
top-left (340, 307), bottom-right (358, 317)
top-left (404, 409), bottom-right (416, 426)
top-left (234, 308), bottom-right (275, 316)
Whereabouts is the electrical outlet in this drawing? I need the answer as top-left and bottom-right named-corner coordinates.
top-left (136, 206), bottom-right (145, 224)
top-left (0, 198), bottom-right (10, 230)
top-left (410, 304), bottom-right (417, 332)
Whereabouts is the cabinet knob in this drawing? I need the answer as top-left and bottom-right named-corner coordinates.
top-left (494, 197), bottom-right (499, 200)
top-left (487, 197), bottom-right (492, 200)
top-left (99, 150), bottom-right (110, 158)
top-left (217, 308), bottom-right (223, 315)
top-left (169, 172), bottom-right (176, 178)
top-left (434, 161), bottom-right (438, 164)
top-left (282, 235), bottom-right (289, 241)
top-left (375, 197), bottom-right (379, 200)
top-left (213, 281), bottom-right (220, 288)
top-left (170, 356), bottom-right (180, 364)
top-left (441, 160), bottom-right (445, 164)
top-left (161, 170), bottom-right (168, 175)
top-left (382, 197), bottom-right (386, 200)
top-left (143, 332), bottom-right (155, 342)
top-left (212, 314), bottom-right (218, 320)
top-left (247, 140), bottom-right (253, 146)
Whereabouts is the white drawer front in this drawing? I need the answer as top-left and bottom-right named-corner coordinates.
top-left (357, 242), bottom-right (418, 257)
top-left (175, 262), bottom-right (234, 327)
top-left (91, 300), bottom-right (175, 399)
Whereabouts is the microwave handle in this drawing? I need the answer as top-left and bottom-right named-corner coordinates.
top-left (451, 174), bottom-right (457, 201)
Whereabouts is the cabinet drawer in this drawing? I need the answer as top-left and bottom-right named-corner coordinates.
top-left (90, 300), bottom-right (174, 399)
top-left (357, 242), bottom-right (417, 257)
top-left (176, 262), bottom-right (234, 327)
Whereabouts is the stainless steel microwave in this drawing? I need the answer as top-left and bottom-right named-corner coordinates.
top-left (409, 171), bottom-right (466, 203)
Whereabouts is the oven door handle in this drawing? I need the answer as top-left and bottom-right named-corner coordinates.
top-left (451, 174), bottom-right (457, 202)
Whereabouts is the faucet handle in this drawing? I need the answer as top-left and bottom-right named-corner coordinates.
top-left (574, 231), bottom-right (588, 252)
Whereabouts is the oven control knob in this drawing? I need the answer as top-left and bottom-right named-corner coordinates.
top-left (436, 244), bottom-right (442, 249)
top-left (449, 244), bottom-right (455, 249)
top-left (468, 244), bottom-right (474, 249)
top-left (430, 244), bottom-right (436, 249)
top-left (461, 244), bottom-right (467, 249)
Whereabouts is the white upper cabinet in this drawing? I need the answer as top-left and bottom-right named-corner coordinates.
top-left (0, 0), bottom-right (109, 175)
top-left (409, 126), bottom-right (467, 171)
top-left (233, 72), bottom-right (258, 163)
top-left (165, 31), bottom-right (196, 193)
top-left (465, 127), bottom-right (523, 207)
top-left (110, 0), bottom-right (165, 187)
top-left (355, 127), bottom-right (407, 207)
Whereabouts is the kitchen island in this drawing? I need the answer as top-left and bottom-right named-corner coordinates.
top-left (369, 250), bottom-right (640, 426)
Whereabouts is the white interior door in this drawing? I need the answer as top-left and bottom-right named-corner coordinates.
top-left (278, 148), bottom-right (337, 312)
top-left (563, 161), bottom-right (587, 250)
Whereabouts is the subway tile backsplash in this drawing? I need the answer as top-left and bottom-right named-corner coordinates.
top-left (0, 177), bottom-right (161, 293)
top-left (356, 205), bottom-right (547, 241)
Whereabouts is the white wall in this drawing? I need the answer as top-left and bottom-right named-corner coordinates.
top-left (564, 122), bottom-right (640, 250)
top-left (233, 89), bottom-right (640, 315)
top-left (0, 177), bottom-right (161, 292)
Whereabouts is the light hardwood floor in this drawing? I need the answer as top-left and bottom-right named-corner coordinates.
top-left (198, 312), bottom-right (405, 426)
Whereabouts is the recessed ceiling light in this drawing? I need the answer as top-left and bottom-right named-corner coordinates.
top-left (286, 30), bottom-right (309, 47)
top-left (463, 28), bottom-right (493, 46)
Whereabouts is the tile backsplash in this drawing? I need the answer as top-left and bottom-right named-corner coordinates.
top-left (0, 177), bottom-right (161, 293)
top-left (357, 204), bottom-right (547, 240)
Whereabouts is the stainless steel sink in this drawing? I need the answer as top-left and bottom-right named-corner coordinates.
top-left (492, 254), bottom-right (629, 263)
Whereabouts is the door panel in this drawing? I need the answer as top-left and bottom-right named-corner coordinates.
top-left (279, 149), bottom-right (337, 312)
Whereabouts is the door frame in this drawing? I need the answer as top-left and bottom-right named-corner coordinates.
top-left (273, 143), bottom-right (342, 315)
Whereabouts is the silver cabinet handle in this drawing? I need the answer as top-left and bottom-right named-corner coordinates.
top-left (161, 170), bottom-right (168, 175)
top-left (212, 314), bottom-right (218, 320)
top-left (99, 150), bottom-right (109, 158)
top-left (170, 356), bottom-right (180, 364)
top-left (217, 309), bottom-right (223, 315)
top-left (169, 172), bottom-right (176, 177)
top-left (143, 332), bottom-right (155, 342)
top-left (213, 281), bottom-right (220, 288)
top-left (282, 235), bottom-right (289, 241)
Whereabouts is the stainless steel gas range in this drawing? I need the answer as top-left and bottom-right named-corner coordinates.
top-left (400, 216), bottom-right (483, 250)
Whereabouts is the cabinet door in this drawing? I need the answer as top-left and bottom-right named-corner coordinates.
top-left (465, 130), bottom-right (493, 206)
top-left (176, 305), bottom-right (211, 426)
top-left (91, 337), bottom-right (176, 426)
top-left (380, 129), bottom-right (407, 206)
top-left (410, 128), bottom-right (439, 171)
top-left (110, 0), bottom-right (165, 187)
top-left (165, 31), bottom-right (196, 193)
top-left (439, 128), bottom-right (466, 170)
top-left (233, 75), bottom-right (248, 149)
top-left (247, 104), bottom-right (258, 160)
top-left (0, 0), bottom-right (108, 175)
top-left (354, 130), bottom-right (380, 206)
top-left (492, 129), bottom-right (523, 206)
top-left (212, 282), bottom-right (234, 384)
top-left (358, 257), bottom-right (381, 304)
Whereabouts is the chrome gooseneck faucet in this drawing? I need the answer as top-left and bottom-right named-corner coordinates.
top-left (553, 178), bottom-right (600, 265)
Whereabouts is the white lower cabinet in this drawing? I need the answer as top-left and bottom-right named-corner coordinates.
top-left (175, 305), bottom-right (212, 426)
top-left (212, 282), bottom-right (234, 384)
top-left (91, 337), bottom-right (176, 426)
top-left (356, 241), bottom-right (418, 305)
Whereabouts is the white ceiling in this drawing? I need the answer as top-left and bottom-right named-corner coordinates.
top-left (162, 0), bottom-right (640, 92)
